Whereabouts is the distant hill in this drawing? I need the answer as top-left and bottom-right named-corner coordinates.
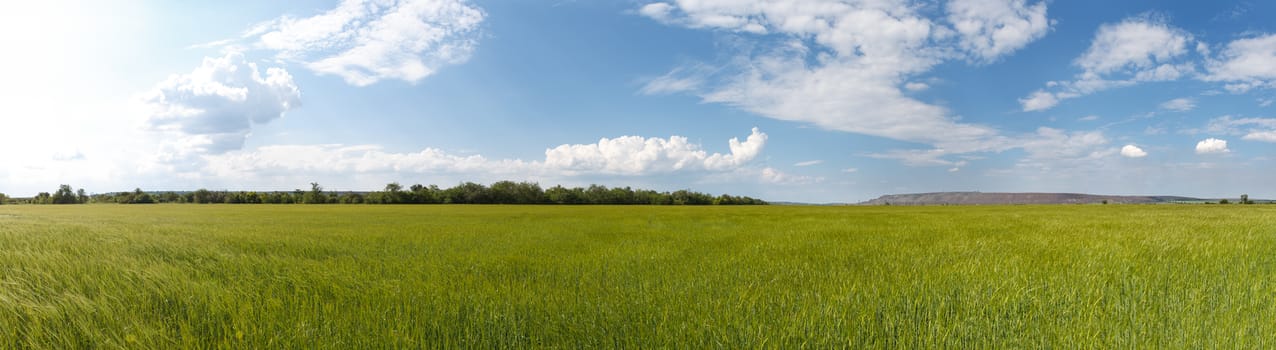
top-left (860, 192), bottom-right (1205, 205)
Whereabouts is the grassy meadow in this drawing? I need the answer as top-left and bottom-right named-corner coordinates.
top-left (1, 204), bottom-right (1275, 348)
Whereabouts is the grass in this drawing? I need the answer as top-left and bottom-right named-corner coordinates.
top-left (1, 204), bottom-right (1274, 348)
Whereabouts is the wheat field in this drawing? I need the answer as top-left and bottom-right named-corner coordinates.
top-left (1, 204), bottom-right (1274, 348)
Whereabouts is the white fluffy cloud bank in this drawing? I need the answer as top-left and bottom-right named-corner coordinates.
top-left (202, 128), bottom-right (777, 183)
top-left (137, 52), bottom-right (301, 164)
top-left (245, 0), bottom-right (485, 86)
top-left (544, 128), bottom-right (767, 174)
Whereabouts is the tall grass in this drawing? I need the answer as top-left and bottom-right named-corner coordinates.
top-left (1, 204), bottom-right (1273, 348)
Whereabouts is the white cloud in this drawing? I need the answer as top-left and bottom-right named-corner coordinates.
top-left (1195, 138), bottom-right (1229, 154)
top-left (946, 0), bottom-right (1051, 63)
top-left (544, 128), bottom-right (767, 174)
top-left (759, 167), bottom-right (822, 185)
top-left (842, 167), bottom-right (859, 173)
top-left (699, 166), bottom-right (823, 185)
top-left (904, 82), bottom-right (930, 91)
top-left (867, 149), bottom-right (960, 167)
top-left (1018, 127), bottom-right (1110, 163)
top-left (247, 0), bottom-right (485, 86)
top-left (1120, 144), bottom-right (1147, 158)
top-left (137, 52), bottom-right (301, 164)
top-left (1020, 16), bottom-right (1194, 111)
top-left (1078, 115), bottom-right (1100, 121)
top-left (1159, 97), bottom-right (1196, 112)
top-left (640, 66), bottom-right (706, 95)
top-left (1243, 131), bottom-right (1276, 142)
top-left (1202, 116), bottom-right (1276, 143)
top-left (794, 160), bottom-right (823, 167)
top-left (1019, 90), bottom-right (1059, 111)
top-left (206, 128), bottom-right (771, 179)
top-left (947, 127), bottom-right (1113, 176)
top-left (1074, 18), bottom-right (1191, 75)
top-left (1203, 34), bottom-right (1276, 92)
top-left (204, 144), bottom-right (522, 177)
top-left (637, 0), bottom-right (1046, 159)
top-left (638, 2), bottom-right (676, 22)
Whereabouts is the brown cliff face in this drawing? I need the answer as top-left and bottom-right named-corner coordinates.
top-left (861, 192), bottom-right (1201, 205)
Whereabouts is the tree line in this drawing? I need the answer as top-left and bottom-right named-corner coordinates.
top-left (2, 182), bottom-right (766, 205)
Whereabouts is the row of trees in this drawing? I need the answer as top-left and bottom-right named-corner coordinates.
top-left (28, 185), bottom-right (89, 204)
top-left (70, 181), bottom-right (765, 205)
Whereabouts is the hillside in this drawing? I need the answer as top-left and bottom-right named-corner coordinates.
top-left (861, 192), bottom-right (1203, 205)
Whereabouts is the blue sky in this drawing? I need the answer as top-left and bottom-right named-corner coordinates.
top-left (2, 0), bottom-right (1275, 202)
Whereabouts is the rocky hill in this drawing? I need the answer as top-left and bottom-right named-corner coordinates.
top-left (861, 192), bottom-right (1203, 205)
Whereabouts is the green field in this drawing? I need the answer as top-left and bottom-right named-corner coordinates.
top-left (2, 204), bottom-right (1275, 348)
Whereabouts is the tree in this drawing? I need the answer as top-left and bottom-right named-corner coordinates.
top-left (546, 185), bottom-right (580, 204)
top-left (444, 182), bottom-right (489, 204)
top-left (131, 188), bottom-right (155, 204)
top-left (76, 188), bottom-right (88, 204)
top-left (192, 189), bottom-right (212, 204)
top-left (34, 192), bottom-right (52, 204)
top-left (409, 184), bottom-right (442, 204)
top-left (1241, 194), bottom-right (1252, 205)
top-left (0, 192), bottom-right (7, 205)
top-left (303, 182), bottom-right (327, 204)
top-left (51, 184), bottom-right (79, 204)
top-left (382, 182), bottom-right (407, 204)
top-left (1220, 199), bottom-right (1230, 204)
top-left (338, 193), bottom-right (365, 204)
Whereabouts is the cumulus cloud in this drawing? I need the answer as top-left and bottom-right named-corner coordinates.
top-left (1021, 16), bottom-right (1194, 111)
top-left (203, 128), bottom-right (769, 179)
top-left (946, 0), bottom-right (1051, 63)
top-left (137, 52), bottom-right (301, 163)
top-left (637, 0), bottom-right (1047, 159)
top-left (1159, 97), bottom-right (1196, 112)
top-left (1120, 144), bottom-right (1147, 158)
top-left (544, 127), bottom-right (767, 174)
top-left (245, 0), bottom-right (485, 86)
top-left (1195, 138), bottom-right (1229, 154)
top-left (1203, 34), bottom-right (1276, 93)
